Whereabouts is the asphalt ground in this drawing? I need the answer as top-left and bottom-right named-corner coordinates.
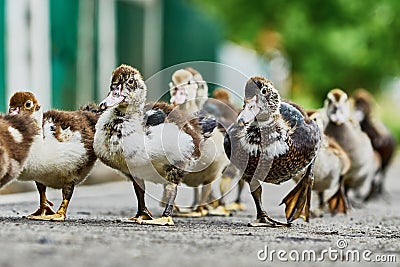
top-left (0, 155), bottom-right (399, 267)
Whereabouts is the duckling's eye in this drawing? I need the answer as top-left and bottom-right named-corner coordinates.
top-left (261, 88), bottom-right (267, 95)
top-left (128, 78), bottom-right (134, 85)
top-left (25, 100), bottom-right (33, 109)
top-left (112, 90), bottom-right (119, 97)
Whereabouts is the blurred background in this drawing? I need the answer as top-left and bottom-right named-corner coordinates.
top-left (0, 0), bottom-right (399, 193)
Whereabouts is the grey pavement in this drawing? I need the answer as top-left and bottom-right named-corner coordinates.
top-left (0, 155), bottom-right (399, 267)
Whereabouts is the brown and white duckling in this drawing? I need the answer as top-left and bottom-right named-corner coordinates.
top-left (8, 92), bottom-right (99, 221)
top-left (0, 113), bottom-right (38, 188)
top-left (224, 77), bottom-right (321, 227)
top-left (323, 89), bottom-right (379, 214)
top-left (294, 110), bottom-right (350, 215)
top-left (169, 69), bottom-right (232, 216)
top-left (351, 89), bottom-right (396, 201)
top-left (95, 64), bottom-right (216, 226)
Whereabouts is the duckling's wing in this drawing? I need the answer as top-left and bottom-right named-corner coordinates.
top-left (279, 101), bottom-right (305, 128)
top-left (223, 124), bottom-right (233, 160)
top-left (202, 101), bottom-right (221, 118)
top-left (194, 110), bottom-right (217, 137)
top-left (144, 109), bottom-right (167, 127)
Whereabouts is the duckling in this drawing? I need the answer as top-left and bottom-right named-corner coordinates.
top-left (323, 89), bottom-right (379, 214)
top-left (169, 69), bottom-right (231, 216)
top-left (8, 92), bottom-right (99, 221)
top-left (351, 89), bottom-right (396, 201)
top-left (294, 110), bottom-right (350, 214)
top-left (94, 64), bottom-right (216, 226)
top-left (0, 113), bottom-right (38, 188)
top-left (224, 77), bottom-right (321, 226)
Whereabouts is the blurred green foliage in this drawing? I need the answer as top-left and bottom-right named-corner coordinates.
top-left (192, 0), bottom-right (400, 102)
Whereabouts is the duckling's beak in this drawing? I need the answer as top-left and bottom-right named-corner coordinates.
top-left (237, 117), bottom-right (247, 127)
top-left (8, 107), bottom-right (20, 115)
top-left (328, 106), bottom-right (347, 125)
top-left (99, 102), bottom-right (107, 111)
top-left (237, 96), bottom-right (259, 126)
top-left (352, 109), bottom-right (365, 122)
top-left (100, 87), bottom-right (126, 109)
top-left (170, 87), bottom-right (187, 106)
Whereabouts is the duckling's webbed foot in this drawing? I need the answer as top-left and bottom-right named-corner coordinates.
top-left (29, 212), bottom-right (66, 221)
top-left (27, 204), bottom-right (56, 218)
top-left (141, 183), bottom-right (177, 226)
top-left (248, 211), bottom-right (291, 227)
top-left (175, 205), bottom-right (208, 217)
top-left (141, 177), bottom-right (179, 226)
top-left (127, 208), bottom-right (153, 223)
top-left (327, 176), bottom-right (349, 215)
top-left (26, 182), bottom-right (56, 219)
top-left (207, 205), bottom-right (231, 216)
top-left (248, 180), bottom-right (290, 227)
top-left (140, 216), bottom-right (174, 226)
top-left (28, 199), bottom-right (70, 221)
top-left (281, 161), bottom-right (314, 223)
top-left (126, 177), bottom-right (153, 223)
top-left (29, 183), bottom-right (75, 221)
top-left (225, 202), bottom-right (246, 212)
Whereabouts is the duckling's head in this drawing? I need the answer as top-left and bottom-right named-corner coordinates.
top-left (212, 88), bottom-right (230, 102)
top-left (169, 69), bottom-right (197, 106)
top-left (100, 64), bottom-right (146, 110)
top-left (307, 110), bottom-right (325, 133)
top-left (8, 92), bottom-right (42, 127)
top-left (324, 88), bottom-right (351, 125)
top-left (237, 76), bottom-right (280, 126)
top-left (352, 88), bottom-right (374, 122)
top-left (9, 92), bottom-right (40, 116)
top-left (9, 91), bottom-right (42, 116)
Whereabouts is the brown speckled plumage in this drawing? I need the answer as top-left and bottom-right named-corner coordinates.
top-left (0, 114), bottom-right (38, 187)
top-left (111, 64), bottom-right (142, 85)
top-left (225, 76), bottom-right (320, 225)
top-left (227, 105), bottom-right (320, 184)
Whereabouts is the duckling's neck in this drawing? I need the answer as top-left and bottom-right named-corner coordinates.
top-left (116, 103), bottom-right (144, 117)
top-left (113, 105), bottom-right (144, 132)
top-left (179, 99), bottom-right (199, 114)
top-left (256, 112), bottom-right (280, 127)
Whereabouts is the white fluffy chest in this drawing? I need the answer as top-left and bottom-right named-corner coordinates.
top-left (124, 123), bottom-right (195, 184)
top-left (94, 117), bottom-right (130, 175)
top-left (237, 124), bottom-right (289, 159)
top-left (19, 130), bottom-right (88, 187)
top-left (124, 123), bottom-right (194, 164)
